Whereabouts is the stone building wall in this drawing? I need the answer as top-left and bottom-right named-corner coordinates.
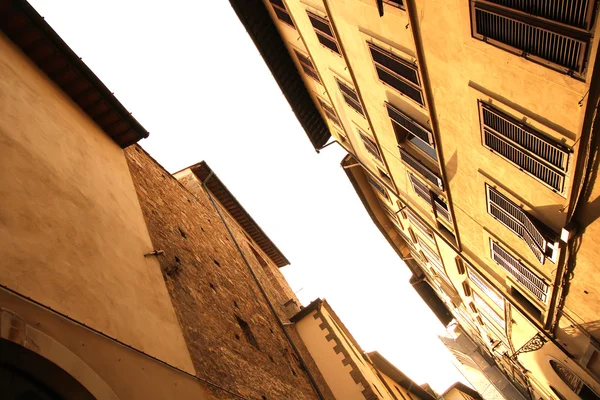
top-left (124, 145), bottom-right (334, 400)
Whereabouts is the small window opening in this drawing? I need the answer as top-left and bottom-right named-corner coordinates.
top-left (455, 257), bottom-right (466, 275)
top-left (378, 168), bottom-right (392, 182)
top-left (236, 316), bottom-right (259, 350)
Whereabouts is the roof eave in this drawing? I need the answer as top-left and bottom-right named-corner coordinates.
top-left (228, 0), bottom-right (331, 151)
top-left (0, 0), bottom-right (149, 148)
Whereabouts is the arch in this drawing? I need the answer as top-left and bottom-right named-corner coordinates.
top-left (0, 309), bottom-right (119, 399)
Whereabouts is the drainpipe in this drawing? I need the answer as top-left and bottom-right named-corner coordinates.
top-left (200, 172), bottom-right (327, 400)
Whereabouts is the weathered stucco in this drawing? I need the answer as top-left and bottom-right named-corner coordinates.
top-left (0, 32), bottom-right (194, 373)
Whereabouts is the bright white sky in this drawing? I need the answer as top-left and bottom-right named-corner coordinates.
top-left (29, 0), bottom-right (468, 394)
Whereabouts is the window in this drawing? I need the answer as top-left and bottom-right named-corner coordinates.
top-left (455, 257), bottom-right (466, 275)
top-left (468, 267), bottom-right (505, 310)
top-left (510, 286), bottom-right (543, 320)
top-left (359, 130), bottom-right (383, 161)
top-left (408, 228), bottom-right (418, 244)
top-left (307, 12), bottom-right (341, 55)
top-left (398, 230), bottom-right (417, 254)
top-left (294, 50), bottom-right (320, 83)
top-left (378, 168), bottom-right (392, 182)
top-left (368, 43), bottom-right (424, 105)
top-left (249, 246), bottom-right (268, 269)
top-left (408, 173), bottom-right (452, 223)
top-left (490, 240), bottom-right (549, 303)
top-left (336, 79), bottom-right (365, 116)
top-left (486, 185), bottom-right (557, 264)
top-left (462, 282), bottom-right (472, 296)
top-left (386, 103), bottom-right (436, 160)
top-left (317, 98), bottom-right (341, 127)
top-left (550, 387), bottom-right (569, 400)
top-left (400, 148), bottom-right (443, 189)
top-left (269, 0), bottom-right (295, 28)
top-left (382, 202), bottom-right (403, 229)
top-left (473, 293), bottom-right (505, 329)
top-left (480, 102), bottom-right (570, 193)
top-left (367, 175), bottom-right (389, 200)
top-left (409, 173), bottom-right (433, 204)
top-left (470, 1), bottom-right (594, 75)
top-left (417, 236), bottom-right (444, 275)
top-left (433, 196), bottom-right (451, 223)
top-left (407, 209), bottom-right (433, 240)
top-left (550, 360), bottom-right (600, 399)
top-left (384, 0), bottom-right (404, 8)
top-left (469, 302), bottom-right (478, 314)
top-left (236, 316), bottom-right (259, 349)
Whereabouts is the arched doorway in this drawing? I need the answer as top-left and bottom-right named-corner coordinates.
top-left (0, 338), bottom-right (95, 399)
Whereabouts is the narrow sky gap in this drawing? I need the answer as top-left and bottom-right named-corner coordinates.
top-left (28, 0), bottom-right (467, 392)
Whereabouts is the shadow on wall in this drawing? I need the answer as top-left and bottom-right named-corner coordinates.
top-left (577, 140), bottom-right (600, 229)
top-left (562, 319), bottom-right (600, 341)
top-left (444, 150), bottom-right (458, 185)
top-left (556, 318), bottom-right (600, 361)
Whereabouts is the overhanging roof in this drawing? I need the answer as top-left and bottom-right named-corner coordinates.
top-left (368, 351), bottom-right (436, 400)
top-left (228, 0), bottom-right (331, 150)
top-left (341, 155), bottom-right (410, 263)
top-left (187, 161), bottom-right (290, 268)
top-left (0, 0), bottom-right (149, 148)
top-left (410, 275), bottom-right (454, 327)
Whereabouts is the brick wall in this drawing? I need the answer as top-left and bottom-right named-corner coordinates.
top-left (124, 145), bottom-right (334, 400)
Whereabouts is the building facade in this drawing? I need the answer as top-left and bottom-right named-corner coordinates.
top-left (290, 298), bottom-right (445, 400)
top-left (0, 1), bottom-right (336, 398)
top-left (231, 0), bottom-right (600, 398)
top-left (439, 326), bottom-right (525, 400)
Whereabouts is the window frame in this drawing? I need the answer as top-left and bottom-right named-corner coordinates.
top-left (384, 0), bottom-right (405, 10)
top-left (473, 292), bottom-right (506, 334)
top-left (316, 97), bottom-right (341, 127)
top-left (479, 101), bottom-right (571, 194)
top-left (400, 148), bottom-right (443, 190)
top-left (468, 267), bottom-right (505, 311)
top-left (335, 78), bottom-right (365, 116)
top-left (469, 0), bottom-right (593, 77)
top-left (367, 175), bottom-right (389, 201)
top-left (381, 202), bottom-right (403, 230)
top-left (293, 49), bottom-right (321, 83)
top-left (490, 239), bottom-right (550, 304)
top-left (359, 129), bottom-right (384, 162)
top-left (485, 184), bottom-right (557, 264)
top-left (307, 11), bottom-right (342, 56)
top-left (269, 0), bottom-right (296, 28)
top-left (368, 42), bottom-right (424, 106)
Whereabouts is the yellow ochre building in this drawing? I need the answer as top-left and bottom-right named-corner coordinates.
top-left (230, 0), bottom-right (600, 399)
